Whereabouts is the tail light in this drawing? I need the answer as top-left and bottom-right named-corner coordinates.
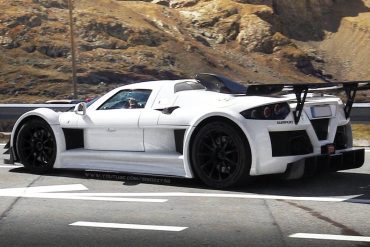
top-left (241, 102), bottom-right (290, 120)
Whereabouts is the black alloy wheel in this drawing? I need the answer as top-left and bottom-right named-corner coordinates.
top-left (16, 119), bottom-right (57, 174)
top-left (191, 121), bottom-right (251, 189)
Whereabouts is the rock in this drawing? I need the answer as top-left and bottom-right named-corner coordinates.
top-left (202, 31), bottom-right (213, 38)
top-left (79, 41), bottom-right (118, 51)
top-left (236, 14), bottom-right (273, 53)
top-left (119, 0), bottom-right (152, 2)
top-left (6, 14), bottom-right (43, 29)
top-left (216, 16), bottom-right (240, 41)
top-left (186, 44), bottom-right (199, 52)
top-left (314, 56), bottom-right (325, 63)
top-left (37, 45), bottom-right (70, 58)
top-left (43, 90), bottom-right (57, 97)
top-left (161, 54), bottom-right (176, 66)
top-left (272, 46), bottom-right (281, 52)
top-left (170, 0), bottom-right (199, 8)
top-left (193, 34), bottom-right (210, 47)
top-left (32, 63), bottom-right (50, 69)
top-left (105, 22), bottom-right (132, 41)
top-left (233, 0), bottom-right (272, 4)
top-left (32, 0), bottom-right (68, 9)
top-left (0, 35), bottom-right (19, 49)
top-left (81, 21), bottom-right (132, 42)
top-left (271, 32), bottom-right (291, 47)
top-left (215, 35), bottom-right (226, 44)
top-left (27, 15), bottom-right (42, 28)
top-left (152, 0), bottom-right (170, 7)
top-left (78, 71), bottom-right (135, 84)
top-left (295, 59), bottom-right (312, 69)
top-left (295, 58), bottom-right (315, 75)
top-left (272, 0), bottom-right (335, 40)
top-left (128, 30), bottom-right (165, 47)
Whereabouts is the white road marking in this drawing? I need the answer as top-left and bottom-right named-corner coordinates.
top-left (0, 184), bottom-right (167, 203)
top-left (50, 191), bottom-right (368, 204)
top-left (0, 184), bottom-right (88, 193)
top-left (0, 165), bottom-right (22, 168)
top-left (1, 193), bottom-right (168, 202)
top-left (290, 233), bottom-right (370, 242)
top-left (8, 185), bottom-right (363, 204)
top-left (70, 221), bottom-right (187, 232)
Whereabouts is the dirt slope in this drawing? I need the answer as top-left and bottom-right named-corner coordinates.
top-left (0, 0), bottom-right (369, 103)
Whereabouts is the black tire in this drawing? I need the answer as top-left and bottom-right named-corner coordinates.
top-left (191, 121), bottom-right (252, 189)
top-left (16, 119), bottom-right (57, 174)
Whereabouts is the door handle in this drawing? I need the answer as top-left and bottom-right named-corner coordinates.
top-left (107, 128), bottom-right (116, 132)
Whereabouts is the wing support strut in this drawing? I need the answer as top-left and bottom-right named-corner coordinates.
top-left (343, 84), bottom-right (358, 119)
top-left (293, 85), bottom-right (308, 125)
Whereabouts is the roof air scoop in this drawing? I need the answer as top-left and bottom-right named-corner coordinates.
top-left (195, 73), bottom-right (283, 95)
top-left (195, 73), bottom-right (247, 94)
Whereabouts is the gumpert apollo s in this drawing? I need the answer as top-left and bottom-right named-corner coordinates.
top-left (4, 74), bottom-right (370, 188)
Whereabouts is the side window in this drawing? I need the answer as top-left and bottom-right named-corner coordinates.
top-left (98, 89), bottom-right (152, 110)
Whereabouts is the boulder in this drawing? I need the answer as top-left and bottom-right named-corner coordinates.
top-left (236, 14), bottom-right (273, 53)
top-left (37, 45), bottom-right (70, 58)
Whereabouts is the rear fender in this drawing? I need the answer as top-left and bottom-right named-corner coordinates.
top-left (182, 111), bottom-right (257, 178)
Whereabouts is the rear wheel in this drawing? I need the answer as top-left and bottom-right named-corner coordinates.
top-left (16, 119), bottom-right (57, 174)
top-left (191, 121), bottom-right (251, 189)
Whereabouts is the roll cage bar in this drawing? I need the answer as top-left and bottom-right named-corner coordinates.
top-left (195, 73), bottom-right (370, 124)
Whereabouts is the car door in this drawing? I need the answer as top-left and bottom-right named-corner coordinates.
top-left (78, 89), bottom-right (152, 151)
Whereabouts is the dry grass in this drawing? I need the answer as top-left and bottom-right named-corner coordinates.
top-left (352, 124), bottom-right (370, 143)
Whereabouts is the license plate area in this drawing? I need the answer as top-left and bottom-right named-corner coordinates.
top-left (311, 105), bottom-right (332, 118)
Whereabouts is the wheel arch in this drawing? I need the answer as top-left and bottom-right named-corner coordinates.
top-left (183, 113), bottom-right (255, 179)
top-left (11, 109), bottom-right (64, 163)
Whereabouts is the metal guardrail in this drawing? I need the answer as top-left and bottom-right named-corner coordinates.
top-left (351, 103), bottom-right (370, 123)
top-left (0, 104), bottom-right (75, 132)
top-left (0, 103), bottom-right (368, 132)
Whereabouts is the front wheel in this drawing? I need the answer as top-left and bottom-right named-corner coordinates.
top-left (191, 121), bottom-right (252, 189)
top-left (16, 119), bottom-right (57, 174)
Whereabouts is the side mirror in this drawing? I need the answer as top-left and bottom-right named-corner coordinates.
top-left (74, 102), bottom-right (87, 115)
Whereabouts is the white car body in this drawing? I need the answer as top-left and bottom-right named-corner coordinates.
top-left (6, 74), bottom-right (367, 188)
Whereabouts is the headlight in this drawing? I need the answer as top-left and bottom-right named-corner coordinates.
top-left (240, 102), bottom-right (290, 120)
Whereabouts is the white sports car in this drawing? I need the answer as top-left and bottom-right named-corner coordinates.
top-left (4, 74), bottom-right (370, 188)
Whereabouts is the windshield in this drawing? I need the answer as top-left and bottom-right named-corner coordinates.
top-left (86, 97), bottom-right (100, 108)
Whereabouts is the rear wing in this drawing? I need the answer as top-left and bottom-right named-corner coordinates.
top-left (195, 73), bottom-right (370, 124)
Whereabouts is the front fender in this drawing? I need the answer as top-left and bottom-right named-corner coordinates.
top-left (10, 108), bottom-right (66, 167)
top-left (11, 108), bottom-right (60, 143)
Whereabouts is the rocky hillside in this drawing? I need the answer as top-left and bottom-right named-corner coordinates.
top-left (0, 0), bottom-right (369, 103)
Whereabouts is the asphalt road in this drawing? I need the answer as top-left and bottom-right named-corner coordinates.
top-left (0, 145), bottom-right (369, 247)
